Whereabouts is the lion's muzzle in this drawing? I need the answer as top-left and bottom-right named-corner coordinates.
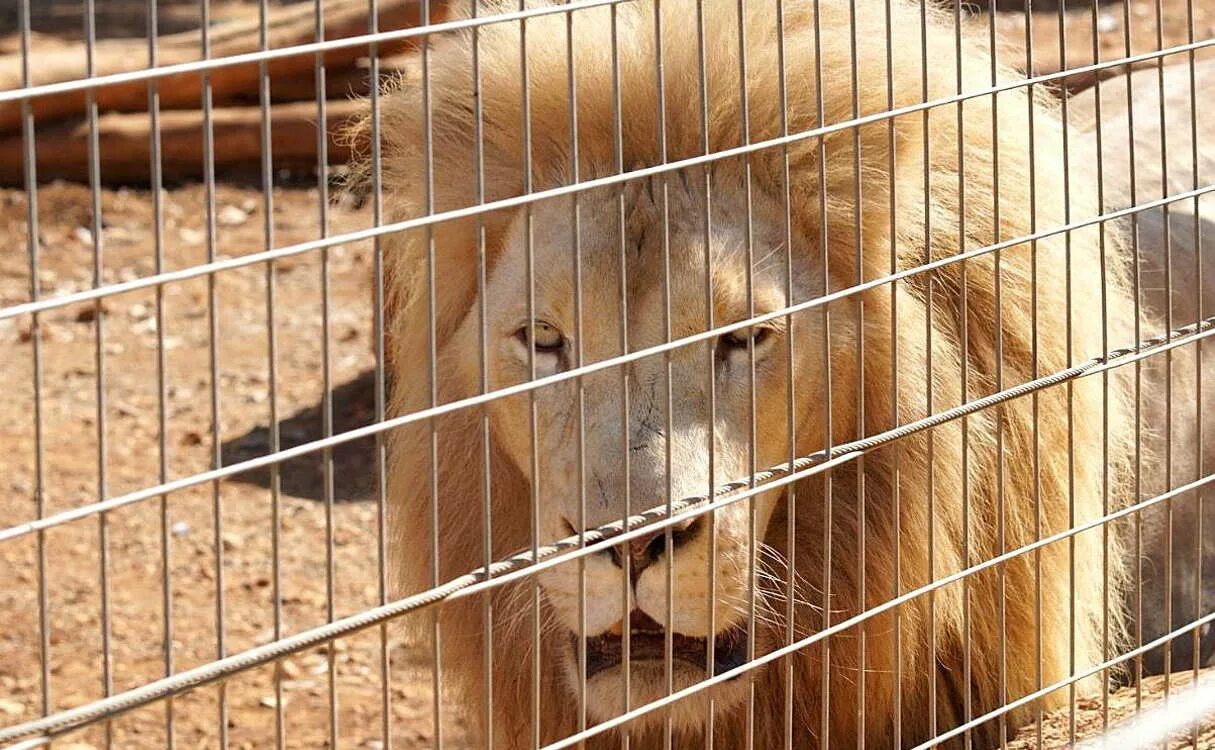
top-left (582, 608), bottom-right (750, 680)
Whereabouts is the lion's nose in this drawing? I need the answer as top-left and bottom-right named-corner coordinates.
top-left (606, 517), bottom-right (703, 579)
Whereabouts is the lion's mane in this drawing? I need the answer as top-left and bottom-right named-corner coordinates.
top-left (357, 0), bottom-right (1138, 745)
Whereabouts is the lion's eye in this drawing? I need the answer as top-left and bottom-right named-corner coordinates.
top-left (719, 326), bottom-right (772, 353)
top-left (517, 321), bottom-right (565, 353)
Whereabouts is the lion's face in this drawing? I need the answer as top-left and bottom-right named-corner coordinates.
top-left (461, 171), bottom-right (829, 724)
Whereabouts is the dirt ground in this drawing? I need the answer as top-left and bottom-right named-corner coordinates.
top-left (1007, 670), bottom-right (1215, 749)
top-left (0, 182), bottom-right (473, 749)
top-left (2, 0), bottom-right (1215, 748)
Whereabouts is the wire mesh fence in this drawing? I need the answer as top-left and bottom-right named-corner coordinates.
top-left (0, 0), bottom-right (1213, 747)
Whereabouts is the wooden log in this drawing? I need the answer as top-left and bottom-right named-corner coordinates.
top-left (992, 9), bottom-right (1215, 92)
top-left (0, 0), bottom-right (439, 135)
top-left (0, 99), bottom-right (363, 185)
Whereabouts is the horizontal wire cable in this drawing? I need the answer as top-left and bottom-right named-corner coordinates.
top-left (0, 0), bottom-right (634, 107)
top-left (3, 313), bottom-right (1215, 745)
top-left (3, 38), bottom-right (1214, 325)
top-left (2, 179), bottom-right (1212, 545)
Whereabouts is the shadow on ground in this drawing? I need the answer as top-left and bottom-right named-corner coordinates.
top-left (221, 370), bottom-right (380, 502)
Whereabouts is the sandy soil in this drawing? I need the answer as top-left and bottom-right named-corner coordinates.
top-left (1007, 670), bottom-right (1215, 749)
top-left (0, 182), bottom-right (470, 749)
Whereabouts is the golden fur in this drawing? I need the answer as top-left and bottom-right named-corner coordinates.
top-left (353, 0), bottom-right (1139, 745)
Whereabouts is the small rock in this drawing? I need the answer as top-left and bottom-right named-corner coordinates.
top-left (73, 226), bottom-right (93, 245)
top-left (52, 323), bottom-right (78, 342)
top-left (258, 694), bottom-right (287, 709)
top-left (128, 303), bottom-right (150, 319)
top-left (218, 205), bottom-right (249, 227)
top-left (179, 227), bottom-right (205, 246)
top-left (134, 316), bottom-right (158, 333)
top-left (0, 698), bottom-right (24, 717)
top-left (221, 532), bottom-right (243, 551)
top-left (308, 659), bottom-right (330, 675)
top-left (171, 521), bottom-right (191, 537)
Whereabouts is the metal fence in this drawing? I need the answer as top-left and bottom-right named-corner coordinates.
top-left (1, 0), bottom-right (1213, 747)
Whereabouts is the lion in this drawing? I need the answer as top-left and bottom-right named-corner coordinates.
top-left (356, 0), bottom-right (1143, 745)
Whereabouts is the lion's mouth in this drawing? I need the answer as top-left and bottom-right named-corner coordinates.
top-left (582, 609), bottom-right (749, 680)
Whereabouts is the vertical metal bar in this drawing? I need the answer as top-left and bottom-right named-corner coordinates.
top-left (848, 1), bottom-right (866, 745)
top-left (313, 0), bottom-right (338, 743)
top-left (1021, 0), bottom-right (1044, 740)
top-left (18, 0), bottom-right (50, 721)
top-left (255, 0), bottom-right (285, 743)
top-left (810, 0), bottom-right (834, 742)
top-left (773, 0), bottom-right (796, 746)
top-left (517, 6), bottom-right (540, 747)
top-left (694, 3), bottom-right (717, 747)
top-left (199, 0), bottom-right (228, 741)
top-left (564, 3), bottom-right (588, 739)
top-left (883, 0), bottom-right (901, 744)
top-left (1053, 6), bottom-right (1079, 744)
top-left (366, 0), bottom-right (393, 743)
top-left (1151, 0), bottom-right (1176, 724)
top-left (1183, 0), bottom-right (1205, 741)
top-left (1086, 0), bottom-right (1112, 734)
top-left (146, 0), bottom-right (174, 743)
top-left (470, 1), bottom-right (494, 745)
top-left (418, 3), bottom-right (443, 746)
top-left (953, 2), bottom-right (971, 746)
top-left (732, 4), bottom-right (757, 748)
top-left (646, 4), bottom-right (675, 749)
top-left (83, 0), bottom-right (113, 742)
top-left (987, 7), bottom-right (1007, 748)
top-left (609, 8), bottom-right (633, 747)
top-left (1117, 0), bottom-right (1146, 714)
top-left (1118, 0), bottom-right (1146, 714)
top-left (917, 0), bottom-right (936, 739)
